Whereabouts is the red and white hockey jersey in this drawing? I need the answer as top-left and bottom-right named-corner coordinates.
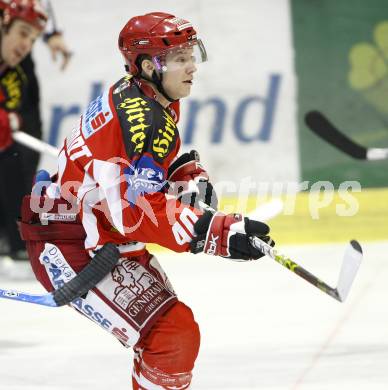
top-left (56, 76), bottom-right (200, 256)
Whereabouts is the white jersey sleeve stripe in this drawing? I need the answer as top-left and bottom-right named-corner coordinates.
top-left (93, 159), bottom-right (125, 235)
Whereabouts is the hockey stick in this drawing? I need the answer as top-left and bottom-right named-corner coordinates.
top-left (250, 236), bottom-right (363, 302)
top-left (13, 131), bottom-right (59, 158)
top-left (0, 243), bottom-right (120, 307)
top-left (305, 110), bottom-right (388, 160)
top-left (200, 201), bottom-right (362, 302)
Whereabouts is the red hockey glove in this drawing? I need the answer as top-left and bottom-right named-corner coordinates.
top-left (0, 109), bottom-right (21, 151)
top-left (190, 210), bottom-right (274, 261)
top-left (167, 150), bottom-right (218, 209)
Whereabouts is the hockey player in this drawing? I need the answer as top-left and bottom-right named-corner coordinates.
top-left (0, 0), bottom-right (70, 273)
top-left (19, 12), bottom-right (273, 389)
top-left (0, 0), bottom-right (47, 270)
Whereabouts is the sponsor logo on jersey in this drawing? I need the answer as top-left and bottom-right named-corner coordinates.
top-left (111, 260), bottom-right (174, 327)
top-left (117, 96), bottom-right (151, 154)
top-left (40, 212), bottom-right (77, 223)
top-left (2, 69), bottom-right (22, 110)
top-left (124, 155), bottom-right (166, 206)
top-left (38, 245), bottom-right (133, 337)
top-left (81, 90), bottom-right (113, 139)
top-left (72, 298), bottom-right (113, 330)
top-left (112, 327), bottom-right (130, 343)
top-left (39, 244), bottom-right (76, 290)
top-left (152, 111), bottom-right (177, 159)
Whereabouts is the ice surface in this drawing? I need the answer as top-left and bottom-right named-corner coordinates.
top-left (0, 241), bottom-right (387, 389)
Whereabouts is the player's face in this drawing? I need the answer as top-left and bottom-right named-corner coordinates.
top-left (1, 19), bottom-right (40, 67)
top-left (162, 47), bottom-right (197, 99)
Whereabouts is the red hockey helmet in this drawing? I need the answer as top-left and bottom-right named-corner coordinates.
top-left (118, 12), bottom-right (207, 75)
top-left (0, 0), bottom-right (11, 10)
top-left (3, 0), bottom-right (47, 31)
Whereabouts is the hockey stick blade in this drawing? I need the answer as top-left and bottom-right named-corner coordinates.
top-left (336, 240), bottom-right (363, 302)
top-left (250, 237), bottom-right (363, 302)
top-left (305, 111), bottom-right (388, 160)
top-left (0, 243), bottom-right (120, 307)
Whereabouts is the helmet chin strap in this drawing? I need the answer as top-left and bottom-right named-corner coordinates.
top-left (141, 70), bottom-right (176, 103)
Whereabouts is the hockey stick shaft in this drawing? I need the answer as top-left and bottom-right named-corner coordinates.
top-left (13, 131), bottom-right (59, 158)
top-left (250, 236), bottom-right (340, 300)
top-left (0, 243), bottom-right (120, 307)
top-left (250, 236), bottom-right (362, 302)
top-left (305, 111), bottom-right (388, 160)
top-left (0, 288), bottom-right (58, 307)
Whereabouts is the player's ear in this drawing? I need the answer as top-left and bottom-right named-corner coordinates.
top-left (141, 59), bottom-right (155, 78)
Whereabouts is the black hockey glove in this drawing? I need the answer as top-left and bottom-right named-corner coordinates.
top-left (167, 150), bottom-right (218, 209)
top-left (190, 210), bottom-right (274, 261)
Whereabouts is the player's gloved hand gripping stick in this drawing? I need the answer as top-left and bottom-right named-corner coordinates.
top-left (191, 210), bottom-right (274, 260)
